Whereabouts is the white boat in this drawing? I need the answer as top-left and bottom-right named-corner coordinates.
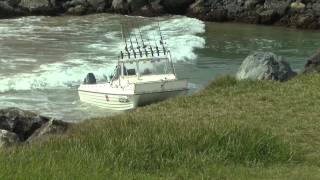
top-left (78, 24), bottom-right (188, 110)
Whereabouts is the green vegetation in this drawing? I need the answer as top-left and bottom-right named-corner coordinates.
top-left (2, 74), bottom-right (320, 179)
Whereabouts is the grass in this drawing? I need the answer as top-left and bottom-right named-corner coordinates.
top-left (2, 74), bottom-right (320, 179)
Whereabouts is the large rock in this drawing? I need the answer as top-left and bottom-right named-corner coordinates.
top-left (0, 108), bottom-right (50, 141)
top-left (27, 119), bottom-right (70, 143)
top-left (87, 0), bottom-right (108, 12)
top-left (161, 0), bottom-right (195, 14)
top-left (0, 108), bottom-right (70, 147)
top-left (66, 4), bottom-right (87, 15)
top-left (0, 129), bottom-right (20, 148)
top-left (111, 0), bottom-right (128, 13)
top-left (304, 49), bottom-right (320, 73)
top-left (236, 52), bottom-right (297, 82)
top-left (19, 0), bottom-right (53, 13)
top-left (257, 0), bottom-right (290, 24)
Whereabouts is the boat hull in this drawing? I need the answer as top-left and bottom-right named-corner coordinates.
top-left (78, 89), bottom-right (188, 110)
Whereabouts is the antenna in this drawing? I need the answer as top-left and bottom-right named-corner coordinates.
top-left (138, 28), bottom-right (148, 57)
top-left (157, 19), bottom-right (166, 55)
top-left (122, 24), bottom-right (130, 59)
top-left (153, 32), bottom-right (160, 56)
top-left (127, 27), bottom-right (137, 58)
top-left (131, 24), bottom-right (142, 57)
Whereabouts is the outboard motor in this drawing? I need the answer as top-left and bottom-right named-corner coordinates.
top-left (83, 73), bottom-right (96, 84)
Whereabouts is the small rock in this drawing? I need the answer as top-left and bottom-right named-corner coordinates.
top-left (27, 119), bottom-right (70, 143)
top-left (304, 49), bottom-right (320, 73)
top-left (236, 52), bottom-right (297, 82)
top-left (0, 129), bottom-right (20, 148)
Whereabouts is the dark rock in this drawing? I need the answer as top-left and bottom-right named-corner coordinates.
top-left (111, 0), bottom-right (129, 13)
top-left (304, 49), bottom-right (320, 74)
top-left (66, 4), bottom-right (87, 15)
top-left (187, 0), bottom-right (209, 18)
top-left (0, 1), bottom-right (25, 17)
top-left (161, 0), bottom-right (195, 14)
top-left (27, 119), bottom-right (70, 143)
top-left (87, 0), bottom-right (108, 12)
top-left (0, 129), bottom-right (20, 147)
top-left (236, 52), bottom-right (297, 82)
top-left (128, 0), bottom-right (148, 12)
top-left (257, 0), bottom-right (290, 24)
top-left (0, 107), bottom-right (50, 141)
top-left (312, 3), bottom-right (320, 16)
top-left (19, 0), bottom-right (54, 13)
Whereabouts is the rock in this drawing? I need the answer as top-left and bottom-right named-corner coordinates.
top-left (258, 0), bottom-right (290, 24)
top-left (19, 0), bottom-right (53, 13)
top-left (187, 0), bottom-right (208, 17)
top-left (290, 1), bottom-right (305, 11)
top-left (66, 4), bottom-right (87, 15)
top-left (304, 49), bottom-right (320, 74)
top-left (0, 108), bottom-right (50, 141)
top-left (0, 1), bottom-right (17, 17)
top-left (27, 119), bottom-right (70, 143)
top-left (161, 0), bottom-right (195, 14)
top-left (111, 0), bottom-right (129, 13)
top-left (128, 0), bottom-right (148, 12)
top-left (236, 52), bottom-right (297, 82)
top-left (87, 0), bottom-right (107, 12)
top-left (0, 129), bottom-right (20, 148)
top-left (295, 14), bottom-right (317, 29)
top-left (312, 3), bottom-right (320, 16)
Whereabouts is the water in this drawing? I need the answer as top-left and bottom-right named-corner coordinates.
top-left (0, 14), bottom-right (319, 122)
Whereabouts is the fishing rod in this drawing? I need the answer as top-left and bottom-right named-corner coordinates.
top-left (153, 32), bottom-right (160, 56)
top-left (127, 27), bottom-right (137, 58)
top-left (122, 24), bottom-right (130, 59)
top-left (138, 28), bottom-right (148, 57)
top-left (131, 24), bottom-right (142, 57)
top-left (157, 19), bottom-right (166, 55)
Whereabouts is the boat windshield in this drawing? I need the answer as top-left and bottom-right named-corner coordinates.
top-left (122, 58), bottom-right (173, 77)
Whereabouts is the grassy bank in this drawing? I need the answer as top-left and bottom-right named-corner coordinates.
top-left (2, 74), bottom-right (320, 179)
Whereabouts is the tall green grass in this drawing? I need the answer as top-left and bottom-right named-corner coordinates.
top-left (2, 74), bottom-right (320, 179)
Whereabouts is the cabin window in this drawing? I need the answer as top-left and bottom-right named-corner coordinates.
top-left (139, 58), bottom-right (173, 76)
top-left (123, 62), bottom-right (137, 76)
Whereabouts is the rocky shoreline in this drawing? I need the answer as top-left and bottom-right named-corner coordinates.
top-left (0, 0), bottom-right (319, 30)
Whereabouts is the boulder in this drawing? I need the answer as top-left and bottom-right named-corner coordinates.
top-left (187, 0), bottom-right (208, 18)
top-left (128, 0), bottom-right (148, 12)
top-left (0, 107), bottom-right (50, 141)
top-left (0, 1), bottom-right (17, 17)
top-left (304, 49), bottom-right (320, 73)
top-left (27, 119), bottom-right (70, 143)
top-left (161, 0), bottom-right (195, 14)
top-left (111, 0), bottom-right (128, 13)
top-left (66, 4), bottom-right (87, 15)
top-left (290, 1), bottom-right (305, 11)
top-left (258, 0), bottom-right (290, 24)
top-left (0, 129), bottom-right (20, 148)
top-left (19, 0), bottom-right (53, 13)
top-left (87, 0), bottom-right (108, 12)
top-left (236, 52), bottom-right (297, 82)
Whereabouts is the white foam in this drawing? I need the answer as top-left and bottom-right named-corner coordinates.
top-left (134, 16), bottom-right (205, 61)
top-left (0, 60), bottom-right (115, 93)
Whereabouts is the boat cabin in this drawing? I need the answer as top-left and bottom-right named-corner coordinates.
top-left (110, 47), bottom-right (175, 82)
